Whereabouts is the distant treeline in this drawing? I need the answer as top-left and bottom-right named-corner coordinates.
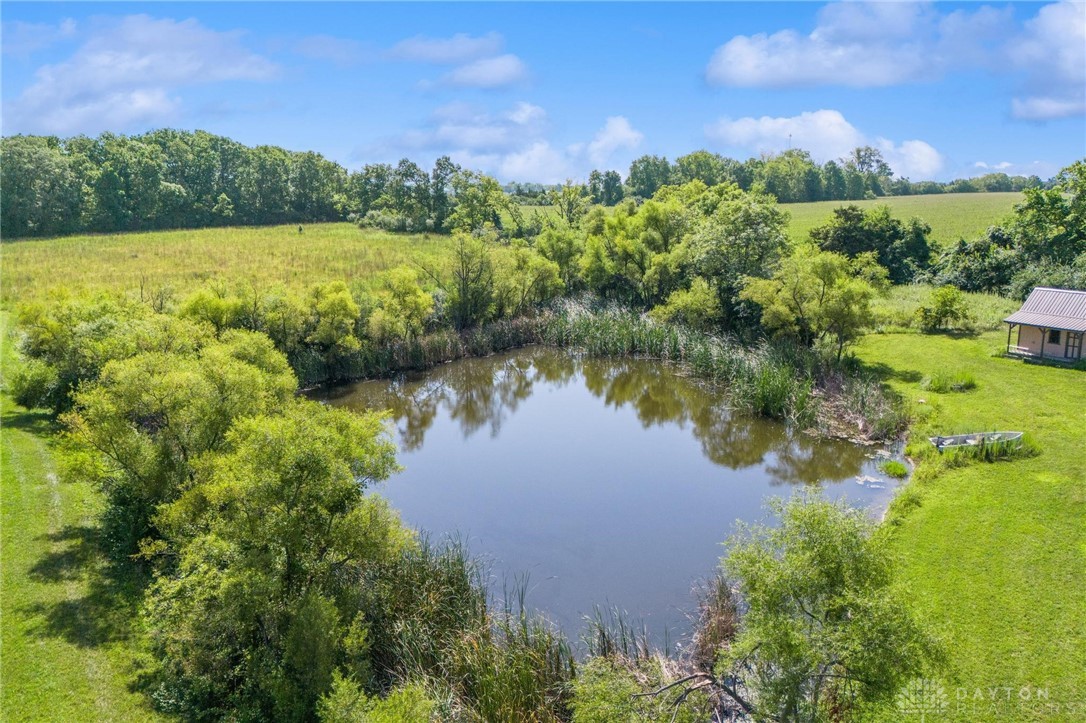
top-left (0, 129), bottom-right (1051, 239)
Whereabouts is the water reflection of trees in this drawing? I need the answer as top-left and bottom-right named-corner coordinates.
top-left (327, 348), bottom-right (869, 483)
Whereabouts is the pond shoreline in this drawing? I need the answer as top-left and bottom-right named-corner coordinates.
top-left (297, 303), bottom-right (908, 446)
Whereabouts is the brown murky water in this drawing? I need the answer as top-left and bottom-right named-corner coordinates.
top-left (309, 347), bottom-right (898, 638)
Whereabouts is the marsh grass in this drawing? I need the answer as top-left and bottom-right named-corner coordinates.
top-left (879, 460), bottom-right (909, 479)
top-left (920, 369), bottom-right (978, 393)
top-left (360, 537), bottom-right (574, 722)
top-left (582, 606), bottom-right (654, 662)
top-left (299, 299), bottom-right (905, 441)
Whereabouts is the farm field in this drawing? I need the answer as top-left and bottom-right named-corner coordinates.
top-left (0, 223), bottom-right (452, 305)
top-left (856, 331), bottom-right (1086, 721)
top-left (785, 192), bottom-right (1023, 245)
top-left (0, 311), bottom-right (166, 722)
top-left (2, 192), bottom-right (1022, 306)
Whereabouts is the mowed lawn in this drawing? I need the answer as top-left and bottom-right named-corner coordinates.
top-left (0, 312), bottom-right (167, 722)
top-left (856, 331), bottom-right (1086, 721)
top-left (1, 223), bottom-right (453, 304)
top-left (786, 192), bottom-right (1022, 245)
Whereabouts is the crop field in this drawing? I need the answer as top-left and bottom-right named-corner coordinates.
top-left (785, 192), bottom-right (1023, 246)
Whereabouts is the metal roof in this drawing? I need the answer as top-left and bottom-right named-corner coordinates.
top-left (1004, 287), bottom-right (1086, 332)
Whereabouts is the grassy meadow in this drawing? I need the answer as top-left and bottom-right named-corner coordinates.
top-left (785, 192), bottom-right (1022, 245)
top-left (0, 223), bottom-right (453, 304)
top-left (0, 311), bottom-right (166, 722)
top-left (2, 193), bottom-right (1022, 305)
top-left (857, 331), bottom-right (1086, 721)
top-left (870, 284), bottom-right (1021, 332)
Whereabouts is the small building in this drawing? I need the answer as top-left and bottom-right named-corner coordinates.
top-left (1004, 286), bottom-right (1086, 362)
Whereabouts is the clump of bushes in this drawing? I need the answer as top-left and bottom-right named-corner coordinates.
top-left (879, 459), bottom-right (909, 478)
top-left (920, 369), bottom-right (977, 393)
top-left (915, 285), bottom-right (974, 332)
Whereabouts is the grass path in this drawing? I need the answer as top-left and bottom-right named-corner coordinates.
top-left (856, 331), bottom-right (1085, 721)
top-left (1, 311), bottom-right (166, 722)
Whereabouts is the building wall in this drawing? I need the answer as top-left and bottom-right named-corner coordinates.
top-left (1016, 325), bottom-right (1083, 359)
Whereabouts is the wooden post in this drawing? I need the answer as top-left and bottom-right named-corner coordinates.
top-left (1006, 323), bottom-right (1013, 354)
top-left (1039, 328), bottom-right (1046, 360)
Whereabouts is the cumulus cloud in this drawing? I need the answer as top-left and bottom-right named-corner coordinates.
top-left (706, 110), bottom-right (865, 162)
top-left (706, 2), bottom-right (1009, 88)
top-left (705, 1), bottom-right (1083, 120)
top-left (495, 142), bottom-right (573, 183)
top-left (1008, 1), bottom-right (1085, 120)
top-left (399, 101), bottom-right (548, 153)
top-left (586, 117), bottom-right (644, 166)
top-left (391, 104), bottom-right (643, 183)
top-left (4, 14), bottom-right (278, 135)
top-left (706, 109), bottom-right (944, 179)
top-left (876, 138), bottom-right (944, 179)
top-left (388, 32), bottom-right (504, 64)
top-left (1, 18), bottom-right (77, 57)
top-left (442, 54), bottom-right (528, 88)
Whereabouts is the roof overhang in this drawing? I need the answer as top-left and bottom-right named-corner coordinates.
top-left (1004, 312), bottom-right (1086, 333)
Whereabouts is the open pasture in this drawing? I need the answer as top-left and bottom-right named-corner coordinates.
top-left (785, 192), bottom-right (1023, 246)
top-left (1, 223), bottom-right (452, 304)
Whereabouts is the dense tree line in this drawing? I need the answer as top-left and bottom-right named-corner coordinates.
top-left (0, 131), bottom-right (513, 239)
top-left (3, 129), bottom-right (1058, 240)
top-left (622, 146), bottom-right (1047, 204)
top-left (923, 161), bottom-right (1086, 298)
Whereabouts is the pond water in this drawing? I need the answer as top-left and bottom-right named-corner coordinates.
top-left (308, 347), bottom-right (898, 640)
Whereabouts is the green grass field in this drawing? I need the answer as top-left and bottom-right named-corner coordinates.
top-left (785, 192), bottom-right (1023, 246)
top-left (1, 311), bottom-right (166, 722)
top-left (2, 193), bottom-right (1020, 306)
top-left (856, 331), bottom-right (1085, 721)
top-left (1, 223), bottom-right (453, 305)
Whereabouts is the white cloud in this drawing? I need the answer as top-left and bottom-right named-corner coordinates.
top-left (586, 116), bottom-right (644, 166)
top-left (496, 142), bottom-right (573, 183)
top-left (706, 2), bottom-right (1010, 88)
top-left (706, 110), bottom-right (865, 162)
top-left (4, 14), bottom-right (278, 135)
top-left (441, 54), bottom-right (528, 89)
top-left (391, 104), bottom-right (644, 183)
top-left (388, 32), bottom-right (503, 64)
top-left (706, 109), bottom-right (944, 179)
top-left (293, 34), bottom-right (366, 66)
top-left (399, 101), bottom-right (547, 153)
top-left (1, 18), bottom-right (77, 57)
top-left (967, 159), bottom-right (1057, 178)
top-left (876, 138), bottom-right (944, 179)
top-left (1008, 1), bottom-right (1085, 120)
top-left (705, 1), bottom-right (1083, 120)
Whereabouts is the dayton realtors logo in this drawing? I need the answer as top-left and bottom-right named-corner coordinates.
top-left (896, 678), bottom-right (949, 721)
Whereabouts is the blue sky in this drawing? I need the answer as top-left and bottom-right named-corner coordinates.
top-left (2, 2), bottom-right (1083, 183)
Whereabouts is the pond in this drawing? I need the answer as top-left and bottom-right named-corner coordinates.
top-left (308, 347), bottom-right (899, 640)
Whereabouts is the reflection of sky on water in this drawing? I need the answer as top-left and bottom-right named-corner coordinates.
top-left (310, 347), bottom-right (897, 640)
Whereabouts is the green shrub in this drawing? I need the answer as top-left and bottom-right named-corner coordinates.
top-left (317, 674), bottom-right (435, 723)
top-left (879, 460), bottom-right (909, 478)
top-left (920, 370), bottom-right (977, 393)
top-left (8, 356), bottom-right (59, 411)
top-left (915, 286), bottom-right (973, 332)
